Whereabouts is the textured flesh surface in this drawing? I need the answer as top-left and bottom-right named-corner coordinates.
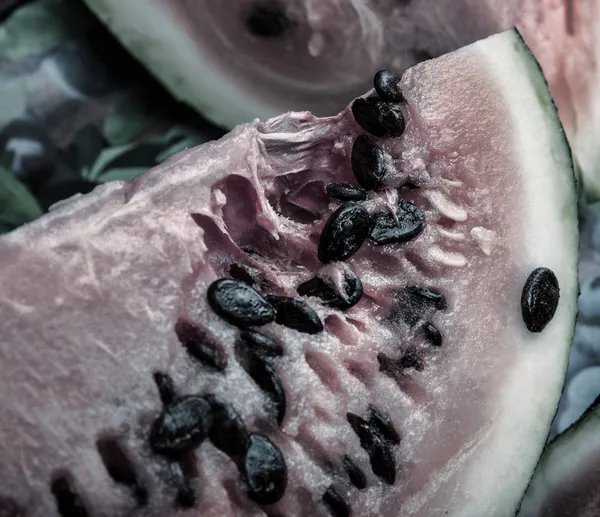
top-left (0, 31), bottom-right (577, 517)
top-left (518, 401), bottom-right (600, 517)
top-left (84, 0), bottom-right (600, 196)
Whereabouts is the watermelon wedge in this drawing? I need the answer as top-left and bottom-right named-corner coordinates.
top-left (0, 29), bottom-right (578, 517)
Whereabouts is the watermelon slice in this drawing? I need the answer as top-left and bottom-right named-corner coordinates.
top-left (0, 29), bottom-right (578, 516)
top-left (518, 397), bottom-right (600, 516)
top-left (83, 0), bottom-right (600, 198)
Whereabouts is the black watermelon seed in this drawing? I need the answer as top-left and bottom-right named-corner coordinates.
top-left (207, 278), bottom-right (276, 328)
top-left (149, 395), bottom-right (214, 457)
top-left (521, 267), bottom-right (560, 333)
top-left (399, 349), bottom-right (424, 371)
top-left (51, 476), bottom-right (88, 517)
top-left (182, 338), bottom-right (227, 372)
top-left (369, 199), bottom-right (425, 245)
top-left (242, 434), bottom-right (287, 505)
top-left (246, 1), bottom-right (294, 38)
top-left (347, 412), bottom-right (397, 485)
top-left (205, 395), bottom-right (249, 457)
top-left (169, 461), bottom-right (196, 508)
top-left (268, 296), bottom-right (324, 334)
top-left (322, 485), bottom-right (351, 517)
top-left (347, 412), bottom-right (373, 448)
top-left (374, 69), bottom-right (404, 103)
top-left (351, 135), bottom-right (387, 191)
top-left (397, 286), bottom-right (446, 326)
top-left (96, 437), bottom-right (148, 507)
top-left (423, 321), bottom-right (442, 347)
top-left (405, 286), bottom-right (447, 311)
top-left (326, 182), bottom-right (368, 201)
top-left (351, 97), bottom-right (406, 138)
top-left (229, 263), bottom-right (256, 286)
top-left (249, 356), bottom-right (287, 425)
top-left (153, 371), bottom-right (177, 406)
top-left (241, 330), bottom-right (284, 358)
top-left (318, 203), bottom-right (371, 263)
top-left (297, 272), bottom-right (363, 311)
top-left (343, 456), bottom-right (367, 490)
top-left (368, 407), bottom-right (401, 445)
top-left (369, 442), bottom-right (396, 485)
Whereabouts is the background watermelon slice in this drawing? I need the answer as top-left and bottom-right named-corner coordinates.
top-left (518, 396), bottom-right (600, 516)
top-left (82, 0), bottom-right (600, 198)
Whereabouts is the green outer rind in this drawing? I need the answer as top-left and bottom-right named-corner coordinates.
top-left (510, 28), bottom-right (580, 515)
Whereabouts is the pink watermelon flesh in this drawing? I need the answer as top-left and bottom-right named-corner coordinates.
top-left (0, 30), bottom-right (578, 517)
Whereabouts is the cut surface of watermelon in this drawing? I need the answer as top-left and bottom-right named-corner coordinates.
top-left (0, 29), bottom-right (578, 516)
top-left (518, 398), bottom-right (600, 517)
top-left (83, 0), bottom-right (600, 198)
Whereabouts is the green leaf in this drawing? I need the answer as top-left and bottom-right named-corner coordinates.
top-left (70, 125), bottom-right (105, 172)
top-left (96, 167), bottom-right (148, 183)
top-left (103, 94), bottom-right (166, 146)
top-left (88, 143), bottom-right (136, 180)
top-left (0, 166), bottom-right (43, 234)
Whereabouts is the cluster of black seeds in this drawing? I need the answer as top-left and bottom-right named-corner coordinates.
top-left (320, 68), bottom-right (425, 273)
top-left (147, 371), bottom-right (288, 507)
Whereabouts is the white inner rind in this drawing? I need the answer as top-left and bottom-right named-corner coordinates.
top-left (455, 30), bottom-right (578, 517)
top-left (84, 0), bottom-right (283, 128)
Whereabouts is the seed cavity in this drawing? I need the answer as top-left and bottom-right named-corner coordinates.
top-left (318, 203), bottom-right (371, 263)
top-left (229, 263), bottom-right (256, 286)
top-left (175, 321), bottom-right (227, 371)
top-left (268, 295), bottom-right (324, 334)
top-left (149, 395), bottom-right (214, 457)
top-left (248, 355), bottom-right (287, 425)
top-left (351, 135), bottom-right (387, 191)
top-left (246, 1), bottom-right (295, 38)
top-left (369, 199), bottom-right (424, 245)
top-left (343, 456), bottom-right (367, 490)
top-left (346, 412), bottom-right (397, 485)
top-left (96, 437), bottom-right (148, 507)
top-left (374, 69), bottom-right (404, 103)
top-left (351, 97), bottom-right (406, 138)
top-left (322, 485), bottom-right (351, 517)
top-left (153, 371), bottom-right (177, 406)
top-left (242, 434), bottom-right (288, 505)
top-left (205, 395), bottom-right (249, 457)
top-left (207, 278), bottom-right (276, 328)
top-left (326, 182), bottom-right (367, 201)
top-left (521, 267), bottom-right (560, 332)
top-left (423, 321), bottom-right (442, 346)
top-left (297, 271), bottom-right (363, 310)
top-left (241, 330), bottom-right (284, 358)
top-left (51, 475), bottom-right (88, 517)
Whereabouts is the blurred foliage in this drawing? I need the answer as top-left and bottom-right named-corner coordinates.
top-left (0, 0), bottom-right (224, 235)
